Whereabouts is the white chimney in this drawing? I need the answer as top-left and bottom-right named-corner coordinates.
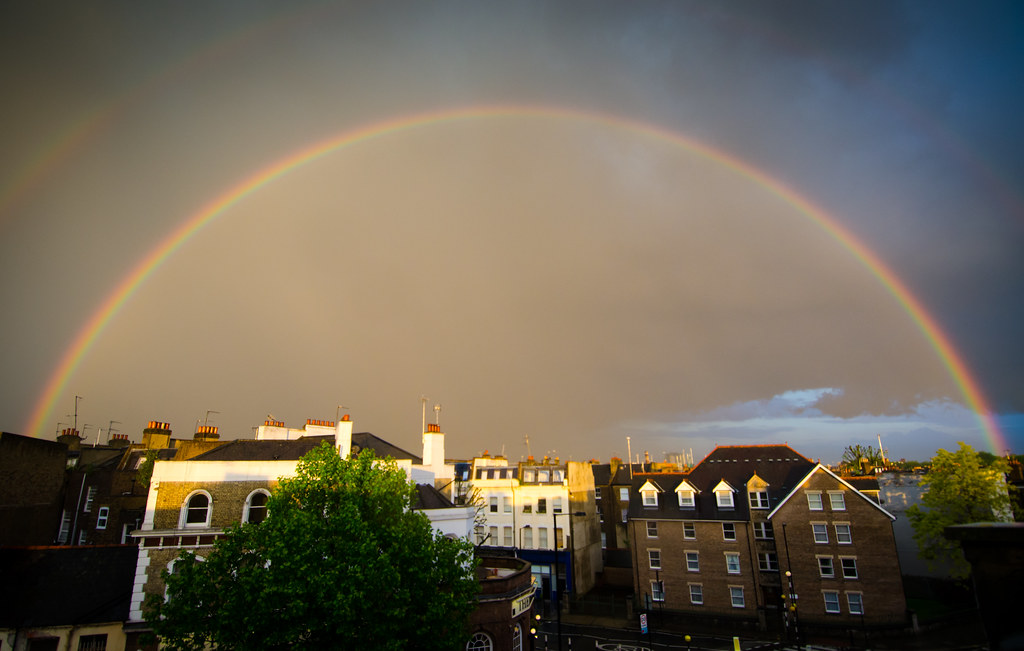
top-left (423, 423), bottom-right (445, 471)
top-left (335, 415), bottom-right (353, 458)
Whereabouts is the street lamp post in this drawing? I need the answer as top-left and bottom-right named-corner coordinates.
top-left (552, 510), bottom-right (585, 651)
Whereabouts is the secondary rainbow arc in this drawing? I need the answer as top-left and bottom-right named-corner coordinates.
top-left (25, 105), bottom-right (1006, 452)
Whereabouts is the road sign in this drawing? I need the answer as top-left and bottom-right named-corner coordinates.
top-left (639, 613), bottom-right (648, 634)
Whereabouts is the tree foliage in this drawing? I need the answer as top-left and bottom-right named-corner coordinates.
top-left (145, 444), bottom-right (478, 650)
top-left (906, 442), bottom-right (1011, 578)
top-left (839, 444), bottom-right (884, 475)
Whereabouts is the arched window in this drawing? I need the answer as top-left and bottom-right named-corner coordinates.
top-left (512, 623), bottom-right (522, 651)
top-left (181, 491), bottom-right (211, 528)
top-left (244, 490), bottom-right (269, 524)
top-left (465, 632), bottom-right (492, 651)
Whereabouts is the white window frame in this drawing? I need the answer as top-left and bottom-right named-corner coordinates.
top-left (682, 521), bottom-right (696, 539)
top-left (753, 521), bottom-right (774, 540)
top-left (716, 490), bottom-right (734, 509)
top-left (689, 583), bottom-right (703, 605)
top-left (523, 526), bottom-right (533, 549)
top-left (847, 592), bottom-right (864, 615)
top-left (619, 487), bottom-right (629, 501)
top-left (841, 557), bottom-right (858, 579)
top-left (651, 580), bottom-right (665, 602)
top-left (648, 549), bottom-right (662, 570)
top-left (180, 490), bottom-right (212, 528)
top-left (806, 491), bottom-right (824, 511)
top-left (835, 523), bottom-right (852, 544)
top-left (466, 631), bottom-right (493, 651)
top-left (677, 490), bottom-right (695, 508)
top-left (538, 527), bottom-right (548, 549)
top-left (504, 496), bottom-right (513, 513)
top-left (722, 522), bottom-right (736, 541)
top-left (758, 552), bottom-right (779, 572)
top-left (725, 552), bottom-right (741, 574)
top-left (646, 521), bottom-right (658, 538)
top-left (504, 526), bottom-right (514, 547)
top-left (537, 498), bottom-right (547, 514)
top-left (642, 490), bottom-right (658, 507)
top-left (730, 586), bottom-right (745, 608)
top-left (748, 491), bottom-right (770, 509)
top-left (84, 486), bottom-right (97, 513)
top-left (489, 496), bottom-right (498, 513)
top-left (828, 491), bottom-right (847, 511)
top-left (823, 590), bottom-right (841, 614)
top-left (96, 506), bottom-right (109, 530)
top-left (818, 556), bottom-right (835, 578)
top-left (812, 522), bottom-right (829, 544)
top-left (243, 490), bottom-right (270, 524)
top-left (58, 510), bottom-right (72, 544)
top-left (686, 551), bottom-right (700, 572)
top-left (553, 497), bottom-right (563, 513)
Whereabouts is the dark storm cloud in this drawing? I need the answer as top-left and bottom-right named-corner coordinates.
top-left (0, 1), bottom-right (1020, 463)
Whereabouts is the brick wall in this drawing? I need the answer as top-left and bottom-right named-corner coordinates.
top-left (152, 480), bottom-right (277, 529)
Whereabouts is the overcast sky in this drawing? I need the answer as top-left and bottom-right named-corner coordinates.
top-left (1, 1), bottom-right (1021, 464)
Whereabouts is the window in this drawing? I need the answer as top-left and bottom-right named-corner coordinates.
top-left (806, 492), bottom-right (824, 511)
top-left (537, 470), bottom-right (549, 483)
top-left (504, 526), bottom-right (513, 547)
top-left (489, 497), bottom-right (498, 513)
top-left (649, 549), bottom-right (662, 569)
top-left (512, 623), bottom-right (523, 651)
top-left (847, 592), bottom-right (864, 615)
top-left (716, 490), bottom-right (734, 509)
top-left (758, 552), bottom-right (779, 572)
top-left (686, 551), bottom-right (700, 572)
top-left (504, 497), bottom-right (512, 513)
top-left (489, 526), bottom-right (498, 544)
top-left (642, 489), bottom-right (658, 507)
top-left (651, 580), bottom-right (665, 602)
top-left (689, 583), bottom-right (704, 605)
top-left (537, 498), bottom-right (547, 514)
top-left (812, 523), bottom-right (828, 543)
top-left (58, 510), bottom-right (71, 544)
top-left (620, 509), bottom-right (627, 523)
top-left (722, 523), bottom-right (736, 541)
top-left (523, 527), bottom-right (533, 548)
top-left (823, 591), bottom-right (841, 614)
top-left (619, 487), bottom-right (630, 501)
top-left (538, 528), bottom-right (548, 549)
top-left (753, 521), bottom-right (774, 540)
top-left (683, 522), bottom-right (696, 539)
top-left (818, 557), bottom-right (835, 578)
top-left (646, 521), bottom-right (658, 538)
top-left (841, 557), bottom-right (858, 579)
top-left (749, 491), bottom-right (770, 509)
top-left (27, 638), bottom-right (59, 651)
top-left (466, 632), bottom-right (493, 650)
top-left (553, 497), bottom-right (563, 513)
top-left (523, 502), bottom-right (533, 514)
top-left (96, 506), bottom-right (109, 529)
top-left (245, 491), bottom-right (269, 524)
top-left (552, 470), bottom-right (563, 482)
top-left (677, 490), bottom-right (695, 508)
top-left (77, 634), bottom-right (107, 651)
top-left (829, 491), bottom-right (846, 511)
top-left (78, 530), bottom-right (87, 545)
top-left (84, 486), bottom-right (97, 512)
top-left (183, 492), bottom-right (211, 527)
top-left (524, 470), bottom-right (536, 483)
top-left (835, 523), bottom-right (852, 544)
top-left (555, 527), bottom-right (564, 549)
top-left (725, 552), bottom-right (741, 574)
top-left (730, 586), bottom-right (745, 608)
top-left (600, 532), bottom-right (606, 549)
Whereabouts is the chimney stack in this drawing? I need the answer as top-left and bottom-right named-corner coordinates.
top-left (57, 428), bottom-right (82, 451)
top-left (335, 414), bottom-right (353, 458)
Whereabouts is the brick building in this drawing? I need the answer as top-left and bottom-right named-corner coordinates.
top-left (0, 432), bottom-right (68, 546)
top-left (629, 444), bottom-right (905, 633)
top-left (469, 555), bottom-right (535, 651)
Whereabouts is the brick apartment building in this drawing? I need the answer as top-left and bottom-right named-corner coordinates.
top-left (629, 444), bottom-right (905, 632)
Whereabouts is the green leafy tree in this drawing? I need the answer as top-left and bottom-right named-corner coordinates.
top-left (136, 450), bottom-right (158, 489)
top-left (839, 444), bottom-right (883, 475)
top-left (145, 444), bottom-right (478, 650)
top-left (906, 442), bottom-right (1012, 578)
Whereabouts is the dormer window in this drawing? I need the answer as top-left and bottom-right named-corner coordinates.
top-left (674, 480), bottom-right (698, 508)
top-left (713, 480), bottom-right (736, 509)
top-left (639, 480), bottom-right (661, 508)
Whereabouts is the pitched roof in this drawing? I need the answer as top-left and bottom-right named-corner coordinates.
top-left (0, 545), bottom-right (138, 627)
top-left (414, 484), bottom-right (455, 510)
top-left (628, 445), bottom-right (815, 521)
top-left (768, 464), bottom-right (896, 520)
top-left (352, 432), bottom-right (422, 464)
top-left (191, 436), bottom-right (332, 461)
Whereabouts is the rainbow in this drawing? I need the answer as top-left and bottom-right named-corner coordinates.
top-left (24, 105), bottom-right (1007, 452)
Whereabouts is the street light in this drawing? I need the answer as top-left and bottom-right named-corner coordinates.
top-left (552, 509), bottom-right (585, 651)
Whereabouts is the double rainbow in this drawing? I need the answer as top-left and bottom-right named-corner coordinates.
top-left (24, 105), bottom-right (1006, 452)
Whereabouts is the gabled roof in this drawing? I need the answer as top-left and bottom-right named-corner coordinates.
top-left (673, 479), bottom-right (699, 493)
top-left (414, 484), bottom-right (455, 510)
top-left (768, 464), bottom-right (896, 520)
top-left (0, 545), bottom-right (137, 627)
top-left (638, 479), bottom-right (663, 493)
top-left (189, 432), bottom-right (423, 464)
